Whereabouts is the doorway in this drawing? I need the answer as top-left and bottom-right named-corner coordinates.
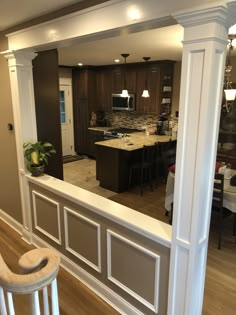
top-left (59, 78), bottom-right (75, 157)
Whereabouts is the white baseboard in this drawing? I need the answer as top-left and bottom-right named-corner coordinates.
top-left (32, 234), bottom-right (144, 315)
top-left (0, 209), bottom-right (23, 235)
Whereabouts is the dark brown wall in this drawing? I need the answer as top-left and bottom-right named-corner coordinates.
top-left (33, 49), bottom-right (63, 180)
top-left (0, 35), bottom-right (22, 223)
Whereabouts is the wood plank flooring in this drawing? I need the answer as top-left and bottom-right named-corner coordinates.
top-left (0, 219), bottom-right (120, 315)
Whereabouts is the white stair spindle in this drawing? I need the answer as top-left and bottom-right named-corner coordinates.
top-left (0, 287), bottom-right (7, 315)
top-left (7, 292), bottom-right (15, 315)
top-left (43, 286), bottom-right (49, 315)
top-left (51, 278), bottom-right (60, 315)
top-left (0, 248), bottom-right (60, 315)
top-left (31, 291), bottom-right (40, 315)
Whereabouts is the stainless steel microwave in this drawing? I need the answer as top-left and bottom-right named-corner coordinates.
top-left (112, 94), bottom-right (135, 111)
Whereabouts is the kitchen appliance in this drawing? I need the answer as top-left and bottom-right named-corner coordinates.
top-left (112, 94), bottom-right (135, 111)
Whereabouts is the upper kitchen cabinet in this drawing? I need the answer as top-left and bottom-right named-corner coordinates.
top-left (96, 69), bottom-right (112, 111)
top-left (72, 68), bottom-right (97, 154)
top-left (136, 65), bottom-right (161, 113)
top-left (112, 66), bottom-right (136, 93)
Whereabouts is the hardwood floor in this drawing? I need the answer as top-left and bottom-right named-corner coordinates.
top-left (0, 219), bottom-right (120, 315)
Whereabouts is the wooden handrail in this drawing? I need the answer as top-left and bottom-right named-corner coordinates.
top-left (0, 248), bottom-right (60, 294)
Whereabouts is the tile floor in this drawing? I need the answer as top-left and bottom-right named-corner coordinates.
top-left (63, 158), bottom-right (117, 198)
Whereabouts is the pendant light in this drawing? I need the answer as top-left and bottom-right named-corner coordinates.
top-left (121, 53), bottom-right (129, 97)
top-left (224, 36), bottom-right (236, 105)
top-left (142, 57), bottom-right (150, 98)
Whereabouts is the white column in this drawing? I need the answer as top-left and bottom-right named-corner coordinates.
top-left (168, 3), bottom-right (236, 315)
top-left (2, 51), bottom-right (38, 242)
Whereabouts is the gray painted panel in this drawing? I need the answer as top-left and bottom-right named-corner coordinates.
top-left (67, 211), bottom-right (98, 266)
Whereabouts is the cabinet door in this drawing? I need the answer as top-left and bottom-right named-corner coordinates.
top-left (126, 69), bottom-right (137, 93)
top-left (136, 68), bottom-right (146, 112)
top-left (112, 67), bottom-right (124, 93)
top-left (96, 70), bottom-right (112, 111)
top-left (136, 66), bottom-right (160, 113)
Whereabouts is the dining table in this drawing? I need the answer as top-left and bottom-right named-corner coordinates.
top-left (165, 169), bottom-right (236, 218)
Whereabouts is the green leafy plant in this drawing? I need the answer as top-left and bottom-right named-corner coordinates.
top-left (23, 141), bottom-right (56, 172)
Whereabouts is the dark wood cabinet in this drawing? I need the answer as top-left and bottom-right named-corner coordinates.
top-left (72, 61), bottom-right (175, 155)
top-left (88, 129), bottom-right (104, 158)
top-left (136, 65), bottom-right (160, 113)
top-left (112, 67), bottom-right (124, 93)
top-left (72, 68), bottom-right (97, 155)
top-left (112, 67), bottom-right (136, 94)
top-left (96, 70), bottom-right (112, 111)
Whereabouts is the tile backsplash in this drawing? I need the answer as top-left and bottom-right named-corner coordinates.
top-left (104, 111), bottom-right (158, 129)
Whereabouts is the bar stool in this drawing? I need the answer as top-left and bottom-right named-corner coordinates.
top-left (128, 145), bottom-right (155, 195)
top-left (0, 247), bottom-right (61, 315)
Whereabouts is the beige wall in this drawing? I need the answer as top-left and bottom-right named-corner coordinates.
top-left (0, 35), bottom-right (22, 223)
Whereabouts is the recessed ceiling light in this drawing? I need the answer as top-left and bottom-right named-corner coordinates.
top-left (114, 59), bottom-right (120, 63)
top-left (77, 62), bottom-right (83, 66)
top-left (127, 6), bottom-right (141, 21)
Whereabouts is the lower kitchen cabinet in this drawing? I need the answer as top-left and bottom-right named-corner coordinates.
top-left (88, 129), bottom-right (105, 158)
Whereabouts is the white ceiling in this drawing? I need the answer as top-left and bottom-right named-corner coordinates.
top-left (58, 24), bottom-right (184, 66)
top-left (0, 0), bottom-right (82, 31)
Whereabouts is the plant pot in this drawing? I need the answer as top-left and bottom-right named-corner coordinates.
top-left (31, 164), bottom-right (45, 177)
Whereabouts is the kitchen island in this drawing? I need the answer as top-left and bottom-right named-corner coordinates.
top-left (95, 132), bottom-right (175, 192)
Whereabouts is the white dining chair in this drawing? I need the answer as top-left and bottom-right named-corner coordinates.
top-left (0, 248), bottom-right (60, 315)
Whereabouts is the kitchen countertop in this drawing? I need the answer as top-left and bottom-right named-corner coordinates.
top-left (88, 127), bottom-right (110, 132)
top-left (95, 132), bottom-right (176, 151)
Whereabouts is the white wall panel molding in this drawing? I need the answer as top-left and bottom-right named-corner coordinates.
top-left (32, 233), bottom-right (144, 315)
top-left (107, 230), bottom-right (160, 313)
top-left (168, 3), bottom-right (236, 315)
top-left (64, 206), bottom-right (101, 273)
top-left (32, 190), bottom-right (61, 245)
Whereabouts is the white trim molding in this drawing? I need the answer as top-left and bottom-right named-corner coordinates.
top-left (64, 206), bottom-right (102, 273)
top-left (1, 51), bottom-right (38, 237)
top-left (107, 230), bottom-right (160, 313)
top-left (32, 190), bottom-right (62, 245)
top-left (32, 233), bottom-right (144, 315)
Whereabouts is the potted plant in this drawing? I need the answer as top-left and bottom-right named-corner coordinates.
top-left (23, 141), bottom-right (56, 176)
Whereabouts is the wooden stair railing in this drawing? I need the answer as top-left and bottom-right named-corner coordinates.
top-left (0, 248), bottom-right (61, 315)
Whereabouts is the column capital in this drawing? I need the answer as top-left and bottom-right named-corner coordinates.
top-left (172, 2), bottom-right (236, 44)
top-left (173, 3), bottom-right (229, 28)
top-left (1, 50), bottom-right (37, 67)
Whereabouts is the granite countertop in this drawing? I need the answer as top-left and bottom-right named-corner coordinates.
top-left (95, 132), bottom-right (176, 151)
top-left (88, 127), bottom-right (110, 132)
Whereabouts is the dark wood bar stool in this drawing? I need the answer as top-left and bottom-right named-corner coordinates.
top-left (211, 173), bottom-right (232, 249)
top-left (156, 139), bottom-right (177, 180)
top-left (128, 145), bottom-right (155, 195)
